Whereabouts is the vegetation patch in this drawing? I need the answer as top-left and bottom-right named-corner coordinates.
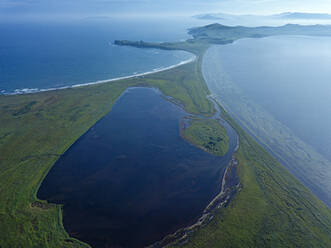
top-left (183, 118), bottom-right (228, 156)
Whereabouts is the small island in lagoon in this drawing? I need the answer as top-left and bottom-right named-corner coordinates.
top-left (182, 118), bottom-right (229, 156)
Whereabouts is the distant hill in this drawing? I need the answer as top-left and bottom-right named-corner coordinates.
top-left (116, 23), bottom-right (331, 47)
top-left (194, 12), bottom-right (331, 20)
top-left (193, 14), bottom-right (225, 20)
top-left (193, 13), bottom-right (230, 20)
top-left (274, 12), bottom-right (331, 19)
top-left (188, 23), bottom-right (331, 44)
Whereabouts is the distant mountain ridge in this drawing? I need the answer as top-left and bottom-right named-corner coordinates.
top-left (275, 12), bottom-right (331, 19)
top-left (188, 23), bottom-right (331, 44)
top-left (116, 23), bottom-right (331, 48)
top-left (194, 12), bottom-right (331, 20)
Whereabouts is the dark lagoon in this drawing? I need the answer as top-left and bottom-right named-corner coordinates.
top-left (38, 87), bottom-right (237, 248)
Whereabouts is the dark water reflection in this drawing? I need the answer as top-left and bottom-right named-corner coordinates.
top-left (38, 87), bottom-right (235, 248)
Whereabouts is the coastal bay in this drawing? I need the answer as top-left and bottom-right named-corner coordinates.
top-left (1, 23), bottom-right (331, 248)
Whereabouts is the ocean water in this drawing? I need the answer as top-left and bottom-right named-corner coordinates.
top-left (0, 17), bottom-right (209, 94)
top-left (209, 36), bottom-right (331, 161)
top-left (202, 36), bottom-right (331, 206)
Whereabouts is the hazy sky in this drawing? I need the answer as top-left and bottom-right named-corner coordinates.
top-left (1, 0), bottom-right (331, 20)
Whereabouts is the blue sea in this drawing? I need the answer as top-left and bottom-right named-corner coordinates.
top-left (202, 36), bottom-right (331, 207)
top-left (0, 17), bottom-right (208, 94)
top-left (206, 36), bottom-right (331, 161)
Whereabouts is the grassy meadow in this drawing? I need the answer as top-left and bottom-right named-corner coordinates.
top-left (183, 118), bottom-right (229, 156)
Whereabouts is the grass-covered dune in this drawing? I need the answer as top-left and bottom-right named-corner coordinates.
top-left (1, 24), bottom-right (331, 247)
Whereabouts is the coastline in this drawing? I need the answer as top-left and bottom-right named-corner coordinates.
top-left (1, 55), bottom-right (196, 96)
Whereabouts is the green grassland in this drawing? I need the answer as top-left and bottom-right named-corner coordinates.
top-left (1, 25), bottom-right (331, 247)
top-left (183, 118), bottom-right (229, 156)
top-left (0, 58), bottom-right (213, 247)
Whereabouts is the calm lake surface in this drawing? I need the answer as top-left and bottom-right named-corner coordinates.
top-left (205, 36), bottom-right (331, 162)
top-left (38, 87), bottom-right (237, 248)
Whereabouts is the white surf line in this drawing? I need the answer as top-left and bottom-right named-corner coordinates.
top-left (2, 55), bottom-right (196, 96)
top-left (72, 55), bottom-right (196, 88)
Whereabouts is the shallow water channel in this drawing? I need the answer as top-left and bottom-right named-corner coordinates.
top-left (38, 87), bottom-right (237, 248)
